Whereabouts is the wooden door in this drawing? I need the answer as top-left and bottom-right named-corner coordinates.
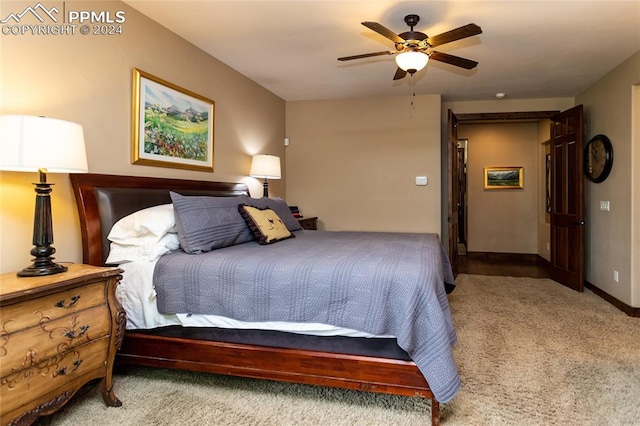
top-left (550, 105), bottom-right (585, 291)
top-left (447, 110), bottom-right (459, 276)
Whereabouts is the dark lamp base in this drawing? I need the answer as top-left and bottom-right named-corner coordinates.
top-left (17, 173), bottom-right (68, 278)
top-left (17, 260), bottom-right (68, 277)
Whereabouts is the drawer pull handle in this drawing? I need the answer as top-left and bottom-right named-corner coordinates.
top-left (55, 295), bottom-right (80, 309)
top-left (56, 359), bottom-right (82, 376)
top-left (65, 325), bottom-right (89, 339)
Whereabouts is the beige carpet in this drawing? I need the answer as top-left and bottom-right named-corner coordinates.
top-left (39, 274), bottom-right (640, 425)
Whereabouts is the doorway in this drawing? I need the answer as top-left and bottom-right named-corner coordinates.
top-left (456, 121), bottom-right (548, 257)
top-left (447, 108), bottom-right (586, 290)
top-left (446, 110), bottom-right (564, 277)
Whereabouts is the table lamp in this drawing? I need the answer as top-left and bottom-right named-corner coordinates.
top-left (0, 115), bottom-right (88, 277)
top-left (250, 154), bottom-right (281, 197)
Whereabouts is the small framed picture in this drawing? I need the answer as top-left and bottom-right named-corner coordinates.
top-left (484, 167), bottom-right (524, 189)
top-left (132, 68), bottom-right (215, 172)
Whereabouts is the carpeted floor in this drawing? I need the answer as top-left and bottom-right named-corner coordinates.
top-left (37, 274), bottom-right (640, 425)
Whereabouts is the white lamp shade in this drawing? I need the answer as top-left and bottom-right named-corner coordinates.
top-left (0, 115), bottom-right (88, 173)
top-left (395, 51), bottom-right (429, 72)
top-left (250, 154), bottom-right (281, 179)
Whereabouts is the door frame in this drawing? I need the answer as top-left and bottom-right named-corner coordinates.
top-left (457, 140), bottom-right (467, 246)
top-left (445, 110), bottom-right (561, 275)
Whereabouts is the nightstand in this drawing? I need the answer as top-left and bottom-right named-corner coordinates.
top-left (297, 217), bottom-right (318, 230)
top-left (0, 264), bottom-right (125, 425)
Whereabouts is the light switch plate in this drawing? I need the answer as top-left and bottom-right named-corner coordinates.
top-left (600, 201), bottom-right (610, 211)
top-left (415, 176), bottom-right (428, 186)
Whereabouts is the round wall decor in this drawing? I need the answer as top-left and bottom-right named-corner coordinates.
top-left (584, 134), bottom-right (613, 183)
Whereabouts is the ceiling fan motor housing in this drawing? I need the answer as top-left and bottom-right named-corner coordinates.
top-left (397, 32), bottom-right (429, 51)
top-left (399, 14), bottom-right (429, 51)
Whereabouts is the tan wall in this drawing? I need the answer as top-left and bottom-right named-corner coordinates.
top-left (285, 95), bottom-right (442, 234)
top-left (0, 1), bottom-right (285, 273)
top-left (576, 51), bottom-right (640, 307)
top-left (458, 122), bottom-right (539, 254)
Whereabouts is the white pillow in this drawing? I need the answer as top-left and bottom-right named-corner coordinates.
top-left (108, 204), bottom-right (176, 246)
top-left (106, 233), bottom-right (180, 264)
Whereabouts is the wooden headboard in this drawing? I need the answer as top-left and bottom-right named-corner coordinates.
top-left (70, 173), bottom-right (249, 266)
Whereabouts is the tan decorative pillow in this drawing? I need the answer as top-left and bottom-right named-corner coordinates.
top-left (238, 204), bottom-right (295, 245)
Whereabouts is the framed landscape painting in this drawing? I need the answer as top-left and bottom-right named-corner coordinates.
top-left (132, 68), bottom-right (215, 172)
top-left (484, 167), bottom-right (524, 189)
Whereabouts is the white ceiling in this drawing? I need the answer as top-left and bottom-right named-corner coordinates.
top-left (124, 1), bottom-right (640, 102)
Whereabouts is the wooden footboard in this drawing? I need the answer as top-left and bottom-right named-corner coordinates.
top-left (118, 332), bottom-right (440, 426)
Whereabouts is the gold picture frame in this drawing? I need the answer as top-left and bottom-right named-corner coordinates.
top-left (484, 167), bottom-right (524, 189)
top-left (132, 68), bottom-right (215, 172)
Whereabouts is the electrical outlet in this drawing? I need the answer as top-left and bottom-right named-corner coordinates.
top-left (613, 270), bottom-right (619, 283)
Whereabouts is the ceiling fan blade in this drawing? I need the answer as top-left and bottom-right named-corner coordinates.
top-left (427, 23), bottom-right (482, 47)
top-left (362, 21), bottom-right (405, 44)
top-left (393, 67), bottom-right (407, 80)
top-left (337, 51), bottom-right (395, 61)
top-left (429, 51), bottom-right (478, 70)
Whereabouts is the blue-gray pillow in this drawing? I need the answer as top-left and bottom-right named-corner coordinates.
top-left (244, 197), bottom-right (302, 232)
top-left (170, 192), bottom-right (253, 254)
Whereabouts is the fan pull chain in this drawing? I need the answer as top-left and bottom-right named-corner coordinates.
top-left (410, 74), bottom-right (416, 107)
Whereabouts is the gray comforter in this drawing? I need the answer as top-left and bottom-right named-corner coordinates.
top-left (153, 231), bottom-right (460, 402)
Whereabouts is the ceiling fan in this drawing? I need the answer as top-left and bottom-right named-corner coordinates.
top-left (338, 14), bottom-right (482, 80)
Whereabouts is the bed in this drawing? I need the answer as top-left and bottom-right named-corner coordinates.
top-left (70, 173), bottom-right (458, 426)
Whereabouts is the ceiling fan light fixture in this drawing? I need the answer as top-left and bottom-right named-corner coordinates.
top-left (395, 51), bottom-right (429, 74)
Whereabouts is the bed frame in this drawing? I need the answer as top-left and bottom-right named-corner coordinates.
top-left (70, 173), bottom-right (441, 425)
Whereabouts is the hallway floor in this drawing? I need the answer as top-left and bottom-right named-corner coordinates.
top-left (457, 253), bottom-right (550, 278)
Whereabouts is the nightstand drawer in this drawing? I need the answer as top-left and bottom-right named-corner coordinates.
top-left (0, 336), bottom-right (110, 415)
top-left (0, 305), bottom-right (110, 379)
top-left (0, 282), bottom-right (105, 333)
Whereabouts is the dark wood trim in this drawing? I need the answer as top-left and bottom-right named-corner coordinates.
top-left (536, 255), bottom-right (551, 269)
top-left (585, 281), bottom-right (640, 318)
top-left (465, 251), bottom-right (540, 262)
top-left (456, 111), bottom-right (561, 122)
